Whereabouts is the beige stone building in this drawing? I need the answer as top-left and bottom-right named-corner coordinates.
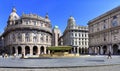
top-left (2, 8), bottom-right (52, 56)
top-left (88, 6), bottom-right (120, 55)
top-left (52, 26), bottom-right (61, 46)
top-left (0, 35), bottom-right (4, 54)
top-left (61, 16), bottom-right (89, 54)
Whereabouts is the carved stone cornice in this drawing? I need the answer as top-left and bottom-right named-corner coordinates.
top-left (3, 25), bottom-right (52, 36)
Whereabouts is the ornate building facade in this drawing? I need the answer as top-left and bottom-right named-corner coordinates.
top-left (0, 35), bottom-right (4, 54)
top-left (52, 26), bottom-right (61, 46)
top-left (61, 16), bottom-right (89, 54)
top-left (88, 6), bottom-right (120, 55)
top-left (2, 8), bottom-right (52, 56)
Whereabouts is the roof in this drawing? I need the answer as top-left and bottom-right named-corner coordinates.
top-left (54, 25), bottom-right (59, 29)
top-left (88, 6), bottom-right (120, 24)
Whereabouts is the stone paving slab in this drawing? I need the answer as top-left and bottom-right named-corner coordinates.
top-left (0, 65), bottom-right (120, 71)
top-left (0, 55), bottom-right (120, 68)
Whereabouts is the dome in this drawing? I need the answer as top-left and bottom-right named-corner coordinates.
top-left (8, 8), bottom-right (20, 21)
top-left (54, 25), bottom-right (59, 29)
top-left (45, 13), bottom-right (49, 19)
top-left (12, 7), bottom-right (17, 12)
top-left (67, 16), bottom-right (76, 26)
top-left (69, 16), bottom-right (75, 21)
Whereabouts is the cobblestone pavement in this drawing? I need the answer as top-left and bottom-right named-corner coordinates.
top-left (0, 65), bottom-right (120, 71)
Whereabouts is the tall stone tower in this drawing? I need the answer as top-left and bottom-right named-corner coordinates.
top-left (52, 26), bottom-right (61, 46)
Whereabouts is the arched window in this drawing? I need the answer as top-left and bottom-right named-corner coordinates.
top-left (25, 20), bottom-right (29, 25)
top-left (103, 24), bottom-right (106, 29)
top-left (40, 34), bottom-right (44, 42)
top-left (46, 35), bottom-right (49, 42)
top-left (112, 16), bottom-right (118, 27)
top-left (18, 33), bottom-right (22, 42)
top-left (33, 21), bottom-right (37, 25)
top-left (12, 34), bottom-right (16, 42)
top-left (25, 33), bottom-right (30, 42)
top-left (33, 32), bottom-right (37, 42)
top-left (103, 20), bottom-right (106, 29)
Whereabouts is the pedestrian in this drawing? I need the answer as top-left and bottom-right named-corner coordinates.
top-left (13, 53), bottom-right (16, 58)
top-left (107, 51), bottom-right (112, 59)
top-left (2, 53), bottom-right (4, 58)
top-left (4, 53), bottom-right (8, 58)
top-left (21, 52), bottom-right (24, 59)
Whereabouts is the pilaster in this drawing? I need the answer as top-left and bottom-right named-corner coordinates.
top-left (15, 47), bottom-right (18, 55)
top-left (100, 46), bottom-right (103, 55)
top-left (77, 47), bottom-right (79, 54)
top-left (22, 46), bottom-right (25, 56)
top-left (44, 47), bottom-right (46, 54)
top-left (37, 47), bottom-right (40, 55)
top-left (30, 47), bottom-right (33, 55)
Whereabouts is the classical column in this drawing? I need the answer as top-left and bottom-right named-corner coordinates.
top-left (77, 47), bottom-right (79, 54)
top-left (30, 33), bottom-right (33, 42)
top-left (37, 34), bottom-right (40, 43)
top-left (48, 50), bottom-right (50, 54)
top-left (96, 47), bottom-right (99, 54)
top-left (37, 47), bottom-right (40, 55)
top-left (108, 44), bottom-right (112, 53)
top-left (73, 47), bottom-right (76, 53)
top-left (44, 35), bottom-right (46, 44)
top-left (44, 47), bottom-right (46, 54)
top-left (95, 47), bottom-right (98, 54)
top-left (22, 46), bottom-right (25, 56)
top-left (10, 46), bottom-right (12, 55)
top-left (110, 45), bottom-right (113, 54)
top-left (100, 46), bottom-right (103, 55)
top-left (30, 47), bottom-right (33, 55)
top-left (22, 33), bottom-right (25, 43)
top-left (15, 47), bottom-right (18, 55)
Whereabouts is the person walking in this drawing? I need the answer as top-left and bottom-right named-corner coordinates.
top-left (2, 53), bottom-right (4, 58)
top-left (13, 53), bottom-right (16, 58)
top-left (21, 52), bottom-right (24, 59)
top-left (107, 51), bottom-right (112, 59)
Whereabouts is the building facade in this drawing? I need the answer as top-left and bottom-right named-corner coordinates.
top-left (62, 16), bottom-right (89, 54)
top-left (88, 6), bottom-right (120, 55)
top-left (0, 35), bottom-right (4, 54)
top-left (52, 26), bottom-right (61, 46)
top-left (2, 8), bottom-right (52, 56)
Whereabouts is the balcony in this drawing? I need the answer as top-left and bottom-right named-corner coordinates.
top-left (4, 24), bottom-right (52, 34)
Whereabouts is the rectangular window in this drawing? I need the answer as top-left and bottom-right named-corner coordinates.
top-left (111, 15), bottom-right (118, 27)
top-left (85, 34), bottom-right (86, 37)
top-left (79, 41), bottom-right (81, 45)
top-left (82, 34), bottom-right (83, 37)
top-left (113, 16), bottom-right (117, 19)
top-left (75, 33), bottom-right (77, 37)
top-left (33, 21), bottom-right (37, 25)
top-left (26, 20), bottom-right (29, 25)
top-left (79, 33), bottom-right (80, 37)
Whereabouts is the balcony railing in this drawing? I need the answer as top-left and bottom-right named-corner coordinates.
top-left (5, 24), bottom-right (52, 33)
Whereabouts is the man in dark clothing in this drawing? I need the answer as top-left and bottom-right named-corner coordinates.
top-left (107, 51), bottom-right (112, 59)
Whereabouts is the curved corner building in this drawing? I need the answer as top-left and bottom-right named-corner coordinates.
top-left (88, 6), bottom-right (120, 55)
top-left (2, 8), bottom-right (52, 56)
top-left (62, 16), bottom-right (89, 54)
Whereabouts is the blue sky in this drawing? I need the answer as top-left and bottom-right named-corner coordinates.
top-left (0, 0), bottom-right (120, 33)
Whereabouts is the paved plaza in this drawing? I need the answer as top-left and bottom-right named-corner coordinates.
top-left (0, 55), bottom-right (120, 71)
top-left (0, 65), bottom-right (120, 71)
